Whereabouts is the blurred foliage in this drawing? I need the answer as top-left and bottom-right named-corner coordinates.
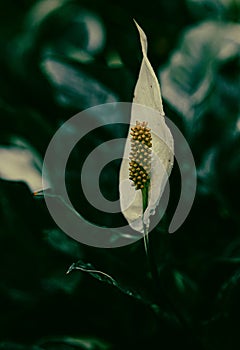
top-left (0, 0), bottom-right (240, 350)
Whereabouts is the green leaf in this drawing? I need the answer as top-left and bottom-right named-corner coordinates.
top-left (186, 0), bottom-right (240, 21)
top-left (36, 336), bottom-right (110, 350)
top-left (41, 56), bottom-right (118, 109)
top-left (67, 259), bottom-right (178, 325)
top-left (0, 139), bottom-right (49, 193)
top-left (0, 343), bottom-right (42, 350)
top-left (160, 21), bottom-right (240, 124)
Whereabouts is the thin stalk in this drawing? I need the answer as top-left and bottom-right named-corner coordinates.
top-left (141, 184), bottom-right (159, 289)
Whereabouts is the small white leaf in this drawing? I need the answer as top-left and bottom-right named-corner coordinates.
top-left (119, 21), bottom-right (174, 233)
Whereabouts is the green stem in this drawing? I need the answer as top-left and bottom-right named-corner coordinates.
top-left (141, 185), bottom-right (159, 289)
top-left (141, 185), bottom-right (150, 270)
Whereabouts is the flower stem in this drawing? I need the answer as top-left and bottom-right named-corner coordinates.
top-left (141, 185), bottom-right (160, 289)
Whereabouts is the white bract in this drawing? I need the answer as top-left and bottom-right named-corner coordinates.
top-left (119, 21), bottom-right (174, 233)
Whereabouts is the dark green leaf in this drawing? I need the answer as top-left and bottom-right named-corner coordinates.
top-left (67, 259), bottom-right (178, 325)
top-left (41, 56), bottom-right (118, 109)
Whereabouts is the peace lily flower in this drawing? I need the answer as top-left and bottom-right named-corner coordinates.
top-left (119, 21), bottom-right (174, 234)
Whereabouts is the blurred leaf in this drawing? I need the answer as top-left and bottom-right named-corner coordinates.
top-left (186, 0), bottom-right (240, 21)
top-left (0, 103), bottom-right (54, 154)
top-left (197, 147), bottom-right (217, 195)
top-left (43, 229), bottom-right (81, 257)
top-left (214, 133), bottom-right (240, 219)
top-left (202, 266), bottom-right (240, 350)
top-left (36, 336), bottom-right (110, 350)
top-left (0, 343), bottom-right (42, 350)
top-left (217, 269), bottom-right (240, 302)
top-left (41, 56), bottom-right (118, 109)
top-left (160, 21), bottom-right (240, 131)
top-left (0, 139), bottom-right (50, 192)
top-left (157, 265), bottom-right (199, 325)
top-left (9, 1), bottom-right (106, 75)
top-left (0, 337), bottom-right (110, 350)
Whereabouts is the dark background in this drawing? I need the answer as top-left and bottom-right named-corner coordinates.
top-left (0, 0), bottom-right (240, 349)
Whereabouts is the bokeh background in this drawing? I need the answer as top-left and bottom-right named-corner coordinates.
top-left (0, 0), bottom-right (240, 349)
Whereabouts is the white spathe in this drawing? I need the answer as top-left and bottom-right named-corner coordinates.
top-left (119, 21), bottom-right (174, 233)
